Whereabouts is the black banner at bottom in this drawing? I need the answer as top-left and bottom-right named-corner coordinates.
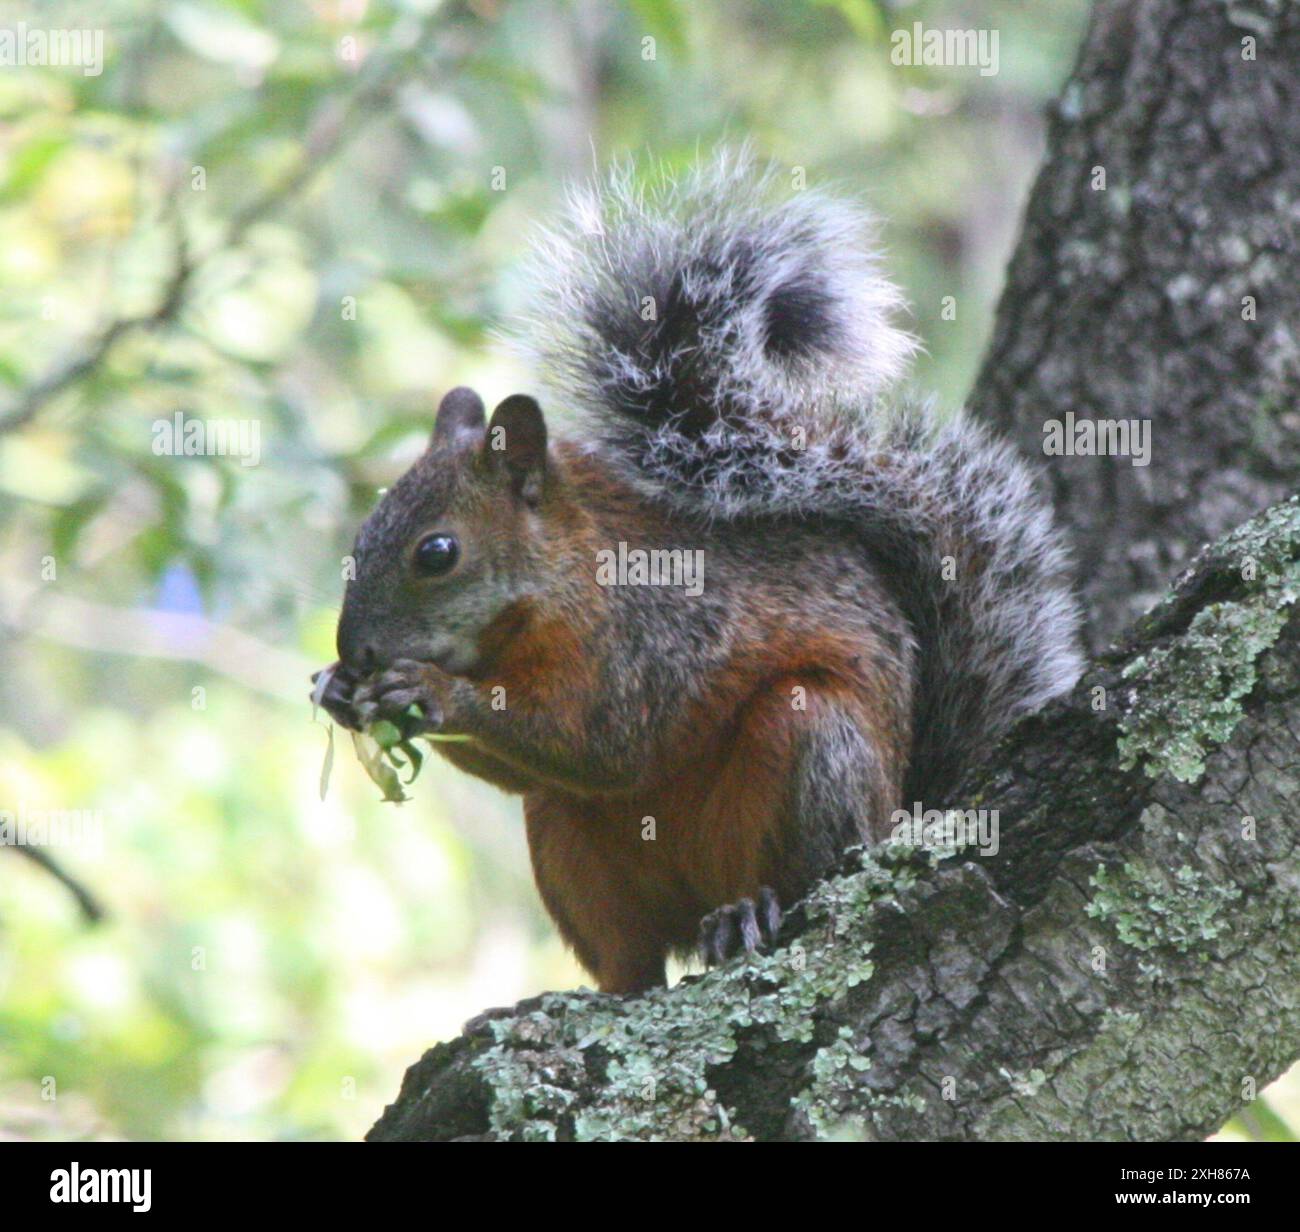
top-left (4, 1140), bottom-right (1291, 1219)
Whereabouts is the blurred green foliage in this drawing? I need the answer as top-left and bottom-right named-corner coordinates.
top-left (0, 0), bottom-right (1293, 1141)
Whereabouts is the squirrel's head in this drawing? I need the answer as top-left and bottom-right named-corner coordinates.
top-left (336, 386), bottom-right (563, 677)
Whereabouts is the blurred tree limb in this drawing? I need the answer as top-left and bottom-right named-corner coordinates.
top-left (368, 0), bottom-right (1300, 1141)
top-left (0, 581), bottom-right (316, 705)
top-left (0, 6), bottom-right (469, 436)
top-left (8, 845), bottom-right (105, 924)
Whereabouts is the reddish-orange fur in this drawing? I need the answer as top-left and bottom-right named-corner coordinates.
top-left (524, 664), bottom-right (904, 991)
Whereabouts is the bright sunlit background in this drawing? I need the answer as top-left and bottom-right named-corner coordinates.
top-left (1, 0), bottom-right (1294, 1141)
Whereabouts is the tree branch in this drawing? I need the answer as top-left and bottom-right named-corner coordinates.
top-left (7, 844), bottom-right (106, 924)
top-left (0, 582), bottom-right (317, 706)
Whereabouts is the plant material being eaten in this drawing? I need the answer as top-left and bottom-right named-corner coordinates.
top-left (312, 663), bottom-right (469, 803)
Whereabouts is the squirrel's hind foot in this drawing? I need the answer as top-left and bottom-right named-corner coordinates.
top-left (698, 887), bottom-right (781, 968)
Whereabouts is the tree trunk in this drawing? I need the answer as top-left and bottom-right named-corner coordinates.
top-left (970, 0), bottom-right (1300, 651)
top-left (367, 0), bottom-right (1300, 1141)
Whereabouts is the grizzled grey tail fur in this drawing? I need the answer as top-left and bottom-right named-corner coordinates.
top-left (516, 150), bottom-right (1082, 807)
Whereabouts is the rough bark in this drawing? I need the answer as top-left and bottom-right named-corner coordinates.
top-left (969, 0), bottom-right (1300, 651)
top-left (366, 0), bottom-right (1300, 1141)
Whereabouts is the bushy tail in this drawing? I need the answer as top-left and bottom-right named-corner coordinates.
top-left (516, 151), bottom-right (1082, 805)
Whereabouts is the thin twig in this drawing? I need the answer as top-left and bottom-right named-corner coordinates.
top-left (8, 844), bottom-right (105, 923)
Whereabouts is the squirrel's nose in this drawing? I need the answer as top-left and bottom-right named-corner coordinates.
top-left (336, 606), bottom-right (376, 672)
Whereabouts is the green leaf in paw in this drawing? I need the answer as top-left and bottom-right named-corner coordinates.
top-left (369, 719), bottom-right (403, 750)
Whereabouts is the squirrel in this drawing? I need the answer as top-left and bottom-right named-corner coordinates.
top-left (314, 151), bottom-right (1083, 995)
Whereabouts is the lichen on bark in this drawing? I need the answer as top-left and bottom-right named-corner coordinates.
top-left (459, 849), bottom-right (921, 1142)
top-left (1115, 498), bottom-right (1300, 782)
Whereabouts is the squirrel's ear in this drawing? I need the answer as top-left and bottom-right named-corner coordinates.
top-left (432, 386), bottom-right (486, 448)
top-left (485, 394), bottom-right (547, 505)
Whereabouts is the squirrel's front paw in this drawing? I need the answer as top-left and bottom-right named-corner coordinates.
top-left (351, 659), bottom-right (449, 737)
top-left (311, 662), bottom-right (364, 731)
top-left (698, 887), bottom-right (782, 968)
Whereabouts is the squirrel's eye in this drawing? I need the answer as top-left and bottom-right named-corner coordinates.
top-left (413, 533), bottom-right (460, 577)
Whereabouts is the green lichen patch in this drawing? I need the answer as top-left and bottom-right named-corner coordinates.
top-left (1001, 1066), bottom-right (1049, 1098)
top-left (791, 1024), bottom-right (928, 1139)
top-left (468, 846), bottom-right (929, 1141)
top-left (1086, 861), bottom-right (1240, 956)
top-left (1117, 499), bottom-right (1300, 782)
top-left (795, 1028), bottom-right (873, 1139)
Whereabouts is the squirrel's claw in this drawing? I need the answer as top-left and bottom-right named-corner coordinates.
top-left (313, 662), bottom-right (364, 731)
top-left (350, 659), bottom-right (445, 737)
top-left (698, 887), bottom-right (781, 969)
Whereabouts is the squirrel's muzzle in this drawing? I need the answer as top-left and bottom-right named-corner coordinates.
top-left (335, 598), bottom-right (376, 671)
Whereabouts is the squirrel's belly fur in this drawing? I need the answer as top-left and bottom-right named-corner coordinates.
top-left (330, 151), bottom-right (1082, 993)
